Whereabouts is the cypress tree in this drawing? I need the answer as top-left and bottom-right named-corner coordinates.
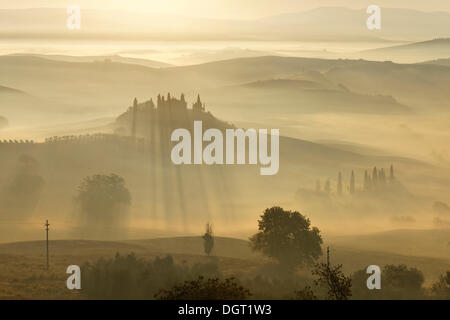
top-left (350, 170), bottom-right (355, 194)
top-left (364, 170), bottom-right (369, 191)
top-left (316, 180), bottom-right (321, 193)
top-left (372, 167), bottom-right (378, 186)
top-left (131, 98), bottom-right (138, 138)
top-left (379, 168), bottom-right (386, 186)
top-left (390, 164), bottom-right (395, 181)
top-left (337, 172), bottom-right (343, 196)
top-left (324, 179), bottom-right (331, 194)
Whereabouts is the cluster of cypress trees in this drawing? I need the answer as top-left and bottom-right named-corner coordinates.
top-left (363, 165), bottom-right (395, 192)
top-left (315, 165), bottom-right (395, 195)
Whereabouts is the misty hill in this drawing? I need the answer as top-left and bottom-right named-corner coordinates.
top-left (113, 94), bottom-right (419, 168)
top-left (315, 140), bottom-right (393, 157)
top-left (361, 38), bottom-right (450, 63)
top-left (421, 58), bottom-right (450, 67)
top-left (0, 84), bottom-right (26, 95)
top-left (1, 7), bottom-right (449, 41)
top-left (2, 54), bottom-right (449, 124)
top-left (331, 229), bottom-right (450, 260)
top-left (0, 84), bottom-right (49, 124)
top-left (170, 47), bottom-right (276, 65)
top-left (365, 38), bottom-right (450, 54)
top-left (324, 60), bottom-right (450, 109)
top-left (114, 94), bottom-right (233, 139)
top-left (126, 236), bottom-right (261, 260)
top-left (8, 53), bottom-right (172, 68)
top-left (205, 79), bottom-right (409, 114)
top-left (258, 8), bottom-right (450, 40)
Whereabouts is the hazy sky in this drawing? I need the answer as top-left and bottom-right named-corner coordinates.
top-left (1, 0), bottom-right (449, 19)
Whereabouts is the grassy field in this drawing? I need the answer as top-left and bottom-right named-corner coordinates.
top-left (0, 236), bottom-right (448, 299)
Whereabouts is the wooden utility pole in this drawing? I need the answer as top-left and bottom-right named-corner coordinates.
top-left (45, 220), bottom-right (50, 270)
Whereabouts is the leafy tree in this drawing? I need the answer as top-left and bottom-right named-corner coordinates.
top-left (352, 264), bottom-right (425, 299)
top-left (155, 276), bottom-right (251, 300)
top-left (312, 248), bottom-right (352, 300)
top-left (1, 155), bottom-right (44, 218)
top-left (249, 207), bottom-right (323, 271)
top-left (75, 174), bottom-right (131, 233)
top-left (383, 264), bottom-right (424, 293)
top-left (202, 222), bottom-right (214, 256)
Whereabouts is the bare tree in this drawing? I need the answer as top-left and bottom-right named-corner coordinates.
top-left (312, 247), bottom-right (352, 300)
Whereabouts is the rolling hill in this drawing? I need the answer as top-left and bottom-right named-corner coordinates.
top-left (421, 58), bottom-right (450, 67)
top-left (0, 85), bottom-right (26, 95)
top-left (1, 55), bottom-right (448, 126)
top-left (0, 236), bottom-right (448, 292)
top-left (361, 38), bottom-right (450, 63)
top-left (204, 78), bottom-right (409, 114)
top-left (330, 228), bottom-right (450, 260)
top-left (8, 53), bottom-right (173, 68)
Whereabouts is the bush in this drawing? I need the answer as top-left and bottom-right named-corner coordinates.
top-left (155, 277), bottom-right (251, 300)
top-left (81, 253), bottom-right (220, 299)
top-left (352, 264), bottom-right (425, 299)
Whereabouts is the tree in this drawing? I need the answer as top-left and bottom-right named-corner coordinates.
top-left (431, 271), bottom-right (450, 299)
top-left (312, 248), bottom-right (352, 300)
top-left (202, 222), bottom-right (214, 256)
top-left (1, 155), bottom-right (44, 218)
top-left (75, 174), bottom-right (131, 233)
top-left (379, 168), bottom-right (386, 186)
top-left (82, 253), bottom-right (220, 299)
top-left (337, 172), bottom-right (342, 196)
top-left (324, 179), bottom-right (331, 195)
top-left (349, 170), bottom-right (355, 194)
top-left (131, 97), bottom-right (138, 138)
top-left (383, 264), bottom-right (424, 294)
top-left (390, 164), bottom-right (395, 181)
top-left (363, 170), bottom-right (370, 191)
top-left (315, 180), bottom-right (321, 193)
top-left (352, 264), bottom-right (425, 299)
top-left (155, 277), bottom-right (251, 300)
top-left (249, 207), bottom-right (323, 271)
top-left (372, 167), bottom-right (378, 186)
